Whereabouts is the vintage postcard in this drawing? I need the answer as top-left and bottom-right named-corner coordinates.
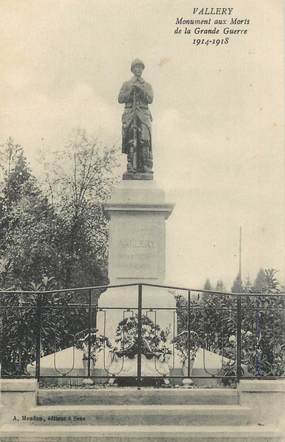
top-left (0, 0), bottom-right (284, 440)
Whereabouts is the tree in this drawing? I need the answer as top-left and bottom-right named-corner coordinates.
top-left (0, 138), bottom-right (23, 185)
top-left (201, 278), bottom-right (212, 302)
top-left (40, 129), bottom-right (120, 289)
top-left (176, 269), bottom-right (284, 380)
top-left (225, 268), bottom-right (285, 377)
top-left (0, 140), bottom-right (58, 288)
top-left (244, 275), bottom-right (252, 293)
top-left (253, 268), bottom-right (266, 292)
top-left (203, 278), bottom-right (212, 290)
top-left (0, 277), bottom-right (88, 376)
top-left (253, 268), bottom-right (280, 294)
top-left (216, 280), bottom-right (226, 292)
top-left (231, 273), bottom-right (243, 293)
top-left (0, 133), bottom-right (121, 375)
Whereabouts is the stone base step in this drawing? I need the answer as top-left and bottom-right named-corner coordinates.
top-left (0, 424), bottom-right (282, 441)
top-left (38, 388), bottom-right (238, 406)
top-left (16, 404), bottom-right (251, 426)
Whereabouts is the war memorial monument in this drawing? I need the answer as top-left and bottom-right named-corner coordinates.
top-left (105, 58), bottom-right (174, 284)
top-left (96, 59), bottom-right (176, 378)
top-left (26, 59), bottom-right (228, 381)
top-left (0, 60), bottom-right (283, 442)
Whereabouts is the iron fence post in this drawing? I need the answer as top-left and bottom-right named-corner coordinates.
top-left (187, 290), bottom-right (191, 377)
top-left (137, 284), bottom-right (143, 388)
top-left (255, 295), bottom-right (261, 376)
top-left (94, 300), bottom-right (97, 330)
top-left (0, 313), bottom-right (3, 378)
top-left (236, 294), bottom-right (242, 382)
top-left (35, 295), bottom-right (42, 381)
top-left (87, 289), bottom-right (92, 378)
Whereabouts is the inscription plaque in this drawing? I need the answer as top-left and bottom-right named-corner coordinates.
top-left (110, 215), bottom-right (165, 280)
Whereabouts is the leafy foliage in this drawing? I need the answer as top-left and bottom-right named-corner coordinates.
top-left (75, 328), bottom-right (112, 361)
top-left (0, 133), bottom-right (120, 375)
top-left (39, 129), bottom-right (120, 289)
top-left (237, 269), bottom-right (285, 376)
top-left (172, 330), bottom-right (200, 364)
top-left (0, 133), bottom-right (120, 291)
top-left (112, 315), bottom-right (171, 362)
top-left (0, 136), bottom-right (283, 380)
top-left (175, 270), bottom-right (285, 379)
top-left (0, 142), bottom-right (58, 288)
top-left (0, 277), bottom-right (88, 376)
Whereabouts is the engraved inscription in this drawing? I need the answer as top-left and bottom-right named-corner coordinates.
top-left (119, 239), bottom-right (155, 249)
top-left (112, 219), bottom-right (162, 278)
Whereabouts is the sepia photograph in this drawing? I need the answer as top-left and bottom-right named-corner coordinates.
top-left (0, 0), bottom-right (284, 440)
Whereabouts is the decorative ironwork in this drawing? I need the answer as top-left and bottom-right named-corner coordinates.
top-left (0, 283), bottom-right (284, 385)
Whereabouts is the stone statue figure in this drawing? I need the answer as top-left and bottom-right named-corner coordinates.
top-left (118, 59), bottom-right (153, 179)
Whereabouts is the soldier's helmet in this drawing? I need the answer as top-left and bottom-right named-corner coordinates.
top-left (131, 59), bottom-right (145, 73)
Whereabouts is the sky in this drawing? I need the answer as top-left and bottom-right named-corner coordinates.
top-left (0, 0), bottom-right (284, 289)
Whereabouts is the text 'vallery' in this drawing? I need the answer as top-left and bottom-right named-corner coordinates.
top-left (193, 7), bottom-right (234, 15)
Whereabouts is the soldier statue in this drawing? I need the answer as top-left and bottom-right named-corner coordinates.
top-left (118, 59), bottom-right (153, 179)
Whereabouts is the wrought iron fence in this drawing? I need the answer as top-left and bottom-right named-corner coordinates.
top-left (0, 283), bottom-right (284, 386)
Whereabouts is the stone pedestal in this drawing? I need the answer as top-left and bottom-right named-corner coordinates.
top-left (96, 181), bottom-right (175, 375)
top-left (104, 180), bottom-right (174, 284)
